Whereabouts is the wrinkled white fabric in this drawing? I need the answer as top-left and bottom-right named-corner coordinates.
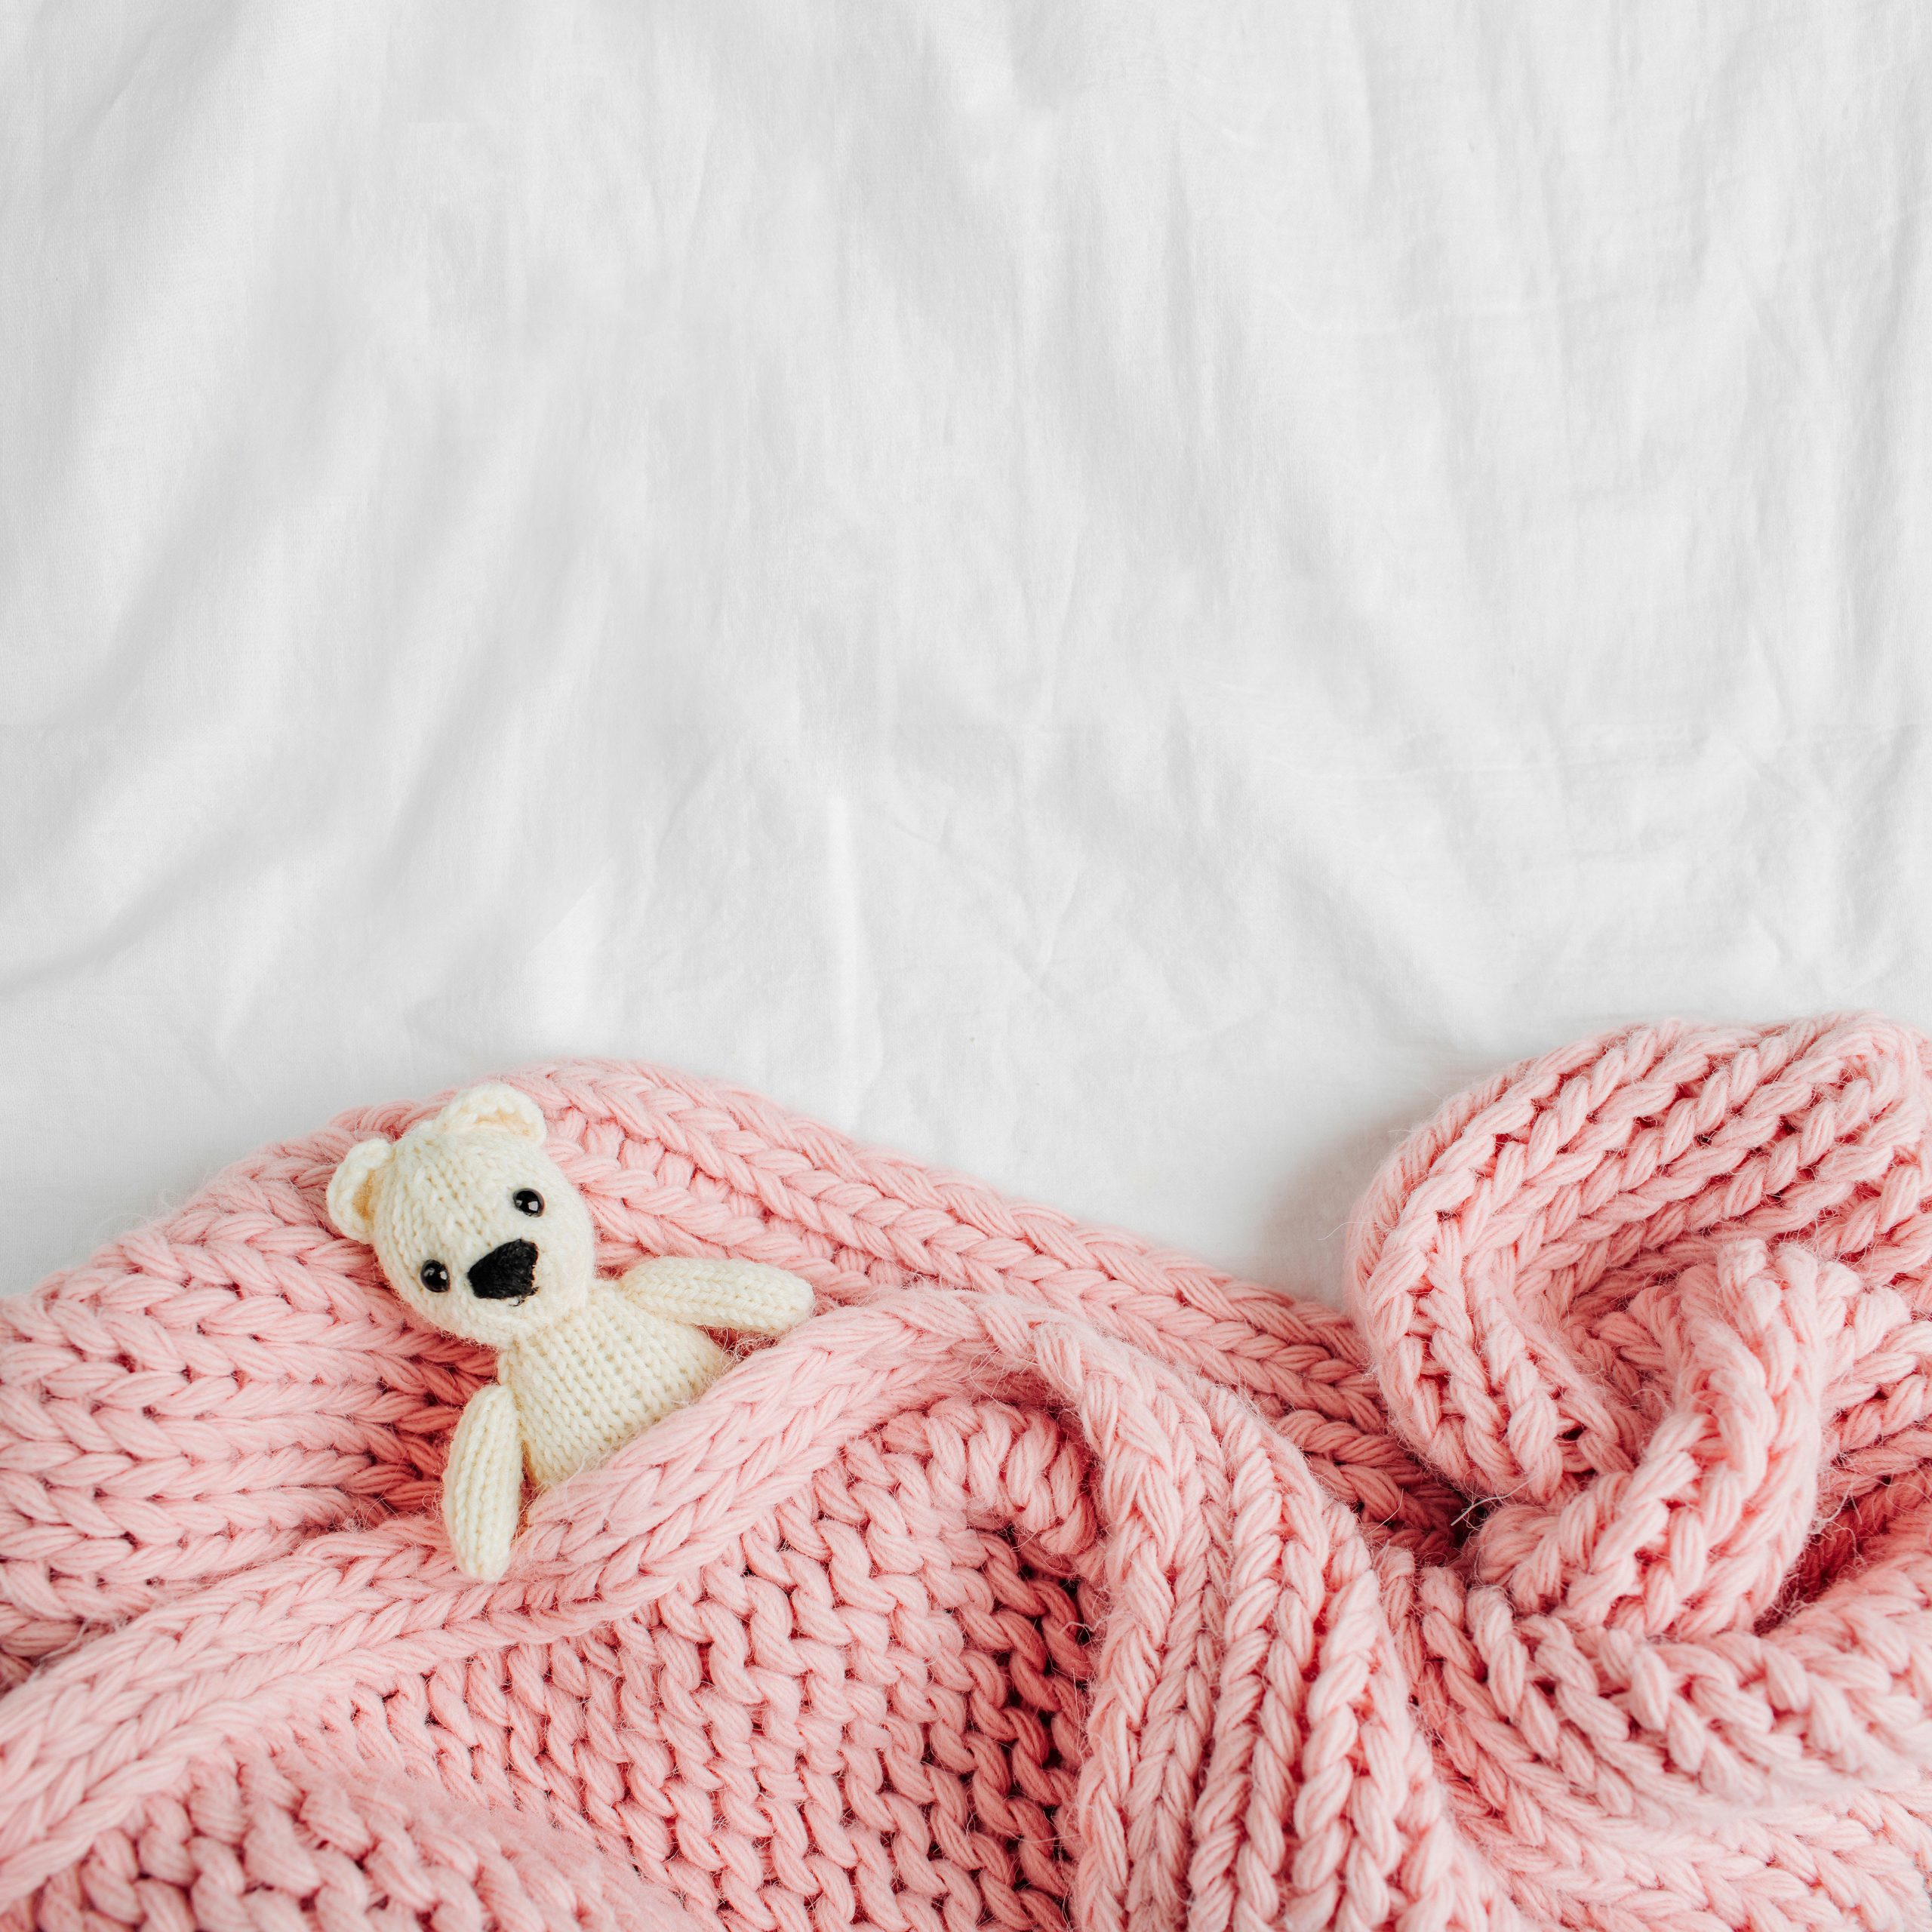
top-left (5, 5), bottom-right (1930, 1303)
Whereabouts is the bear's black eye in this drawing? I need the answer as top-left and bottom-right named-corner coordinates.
top-left (513, 1188), bottom-right (544, 1217)
top-left (420, 1260), bottom-right (450, 1292)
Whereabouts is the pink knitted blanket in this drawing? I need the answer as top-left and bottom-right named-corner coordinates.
top-left (4, 1016), bottom-right (1932, 1932)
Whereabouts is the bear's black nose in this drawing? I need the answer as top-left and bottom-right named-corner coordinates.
top-left (468, 1239), bottom-right (538, 1301)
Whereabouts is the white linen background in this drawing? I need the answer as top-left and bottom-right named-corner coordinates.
top-left (5, 4), bottom-right (1930, 1305)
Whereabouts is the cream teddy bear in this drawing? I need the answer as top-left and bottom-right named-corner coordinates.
top-left (326, 1082), bottom-right (814, 1580)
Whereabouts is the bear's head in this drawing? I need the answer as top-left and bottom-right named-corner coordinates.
top-left (325, 1083), bottom-right (596, 1348)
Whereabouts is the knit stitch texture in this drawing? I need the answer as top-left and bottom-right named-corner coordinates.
top-left (4, 1015), bottom-right (1932, 1932)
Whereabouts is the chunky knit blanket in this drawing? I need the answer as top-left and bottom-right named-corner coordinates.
top-left (5, 1015), bottom-right (1932, 1932)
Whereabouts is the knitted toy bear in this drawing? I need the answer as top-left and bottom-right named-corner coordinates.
top-left (326, 1082), bottom-right (815, 1580)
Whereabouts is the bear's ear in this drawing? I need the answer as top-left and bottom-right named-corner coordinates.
top-left (328, 1137), bottom-right (395, 1244)
top-left (433, 1082), bottom-right (547, 1143)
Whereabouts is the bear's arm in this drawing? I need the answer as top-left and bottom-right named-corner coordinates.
top-left (616, 1257), bottom-right (815, 1336)
top-left (442, 1382), bottom-right (525, 1581)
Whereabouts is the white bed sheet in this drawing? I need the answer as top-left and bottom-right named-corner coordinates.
top-left (5, 4), bottom-right (1931, 1305)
